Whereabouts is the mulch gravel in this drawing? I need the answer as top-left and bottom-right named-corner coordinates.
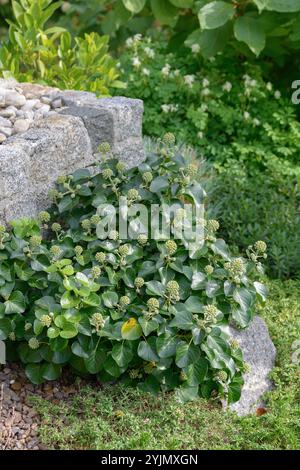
top-left (0, 363), bottom-right (83, 450)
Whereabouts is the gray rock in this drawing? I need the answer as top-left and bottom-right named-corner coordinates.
top-left (225, 316), bottom-right (276, 416)
top-left (0, 89), bottom-right (144, 224)
top-left (57, 93), bottom-right (144, 167)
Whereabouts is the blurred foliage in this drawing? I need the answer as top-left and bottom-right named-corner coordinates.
top-left (0, 0), bottom-right (123, 94)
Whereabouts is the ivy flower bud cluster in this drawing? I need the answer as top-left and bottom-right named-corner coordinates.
top-left (137, 234), bottom-right (148, 246)
top-left (0, 225), bottom-right (9, 249)
top-left (29, 235), bottom-right (42, 248)
top-left (204, 265), bottom-right (214, 275)
top-left (163, 132), bottom-right (176, 146)
top-left (129, 369), bottom-right (142, 380)
top-left (90, 215), bottom-right (101, 225)
top-left (40, 314), bottom-right (52, 328)
top-left (9, 332), bottom-right (16, 341)
top-left (127, 188), bottom-right (141, 203)
top-left (109, 230), bottom-right (119, 241)
top-left (50, 245), bottom-right (62, 260)
top-left (52, 222), bottom-right (62, 234)
top-left (91, 266), bottom-right (101, 279)
top-left (75, 246), bottom-right (83, 256)
top-left (216, 370), bottom-right (228, 383)
top-left (225, 258), bottom-right (245, 283)
top-left (38, 211), bottom-right (51, 226)
top-left (165, 280), bottom-right (180, 302)
top-left (81, 219), bottom-right (91, 234)
top-left (147, 297), bottom-right (160, 315)
top-left (90, 312), bottom-right (105, 331)
top-left (247, 240), bottom-right (268, 263)
top-left (119, 296), bottom-right (130, 309)
top-left (95, 252), bottom-right (106, 264)
top-left (165, 240), bottom-right (177, 255)
top-left (98, 142), bottom-right (111, 154)
top-left (142, 172), bottom-right (153, 185)
top-left (203, 304), bottom-right (218, 323)
top-left (134, 277), bottom-right (145, 291)
top-left (28, 337), bottom-right (40, 350)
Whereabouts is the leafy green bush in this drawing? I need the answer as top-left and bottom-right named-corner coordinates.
top-left (0, 136), bottom-right (267, 403)
top-left (61, 1), bottom-right (300, 62)
top-left (210, 160), bottom-right (300, 279)
top-left (118, 36), bottom-right (300, 167)
top-left (0, 0), bottom-right (123, 95)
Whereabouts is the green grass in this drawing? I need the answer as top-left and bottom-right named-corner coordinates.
top-left (32, 279), bottom-right (300, 450)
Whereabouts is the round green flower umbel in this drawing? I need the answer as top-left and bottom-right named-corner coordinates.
top-left (254, 240), bottom-right (267, 253)
top-left (28, 338), bottom-right (40, 350)
top-left (165, 240), bottom-right (177, 255)
top-left (147, 297), bottom-right (159, 312)
top-left (98, 142), bottom-right (111, 154)
top-left (120, 296), bottom-right (130, 307)
top-left (137, 234), bottom-right (148, 246)
top-left (163, 132), bottom-right (176, 146)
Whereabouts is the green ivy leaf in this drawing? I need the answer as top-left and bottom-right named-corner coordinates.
top-left (112, 342), bottom-right (133, 367)
top-left (138, 339), bottom-right (159, 362)
top-left (4, 291), bottom-right (26, 314)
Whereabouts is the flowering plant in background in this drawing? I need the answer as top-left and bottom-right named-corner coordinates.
top-left (117, 36), bottom-right (300, 168)
top-left (0, 135), bottom-right (267, 403)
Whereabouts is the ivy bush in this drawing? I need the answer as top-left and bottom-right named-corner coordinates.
top-left (0, 0), bottom-right (124, 95)
top-left (0, 136), bottom-right (267, 403)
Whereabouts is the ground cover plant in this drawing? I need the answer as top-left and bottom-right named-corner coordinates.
top-left (0, 136), bottom-right (267, 404)
top-left (31, 279), bottom-right (300, 450)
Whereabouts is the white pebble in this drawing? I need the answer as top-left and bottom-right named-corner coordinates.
top-left (4, 90), bottom-right (26, 108)
top-left (0, 116), bottom-right (12, 128)
top-left (0, 107), bottom-right (16, 118)
top-left (21, 99), bottom-right (40, 111)
top-left (13, 118), bottom-right (30, 134)
top-left (0, 133), bottom-right (7, 143)
top-left (0, 126), bottom-right (12, 137)
top-left (41, 96), bottom-right (52, 105)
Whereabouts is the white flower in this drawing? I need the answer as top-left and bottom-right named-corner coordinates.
top-left (202, 78), bottom-right (210, 87)
top-left (126, 37), bottom-right (134, 47)
top-left (142, 68), bottom-right (150, 76)
top-left (184, 75), bottom-right (195, 87)
top-left (243, 74), bottom-right (250, 81)
top-left (174, 69), bottom-right (180, 77)
top-left (197, 131), bottom-right (204, 139)
top-left (250, 79), bottom-right (257, 87)
top-left (222, 81), bottom-right (232, 92)
top-left (161, 104), bottom-right (178, 113)
top-left (162, 63), bottom-right (171, 76)
top-left (132, 56), bottom-right (141, 68)
top-left (274, 90), bottom-right (281, 99)
top-left (191, 43), bottom-right (200, 54)
top-left (201, 104), bottom-right (208, 112)
top-left (253, 118), bottom-right (260, 127)
top-left (266, 82), bottom-right (273, 91)
top-left (134, 34), bottom-right (142, 42)
top-left (201, 88), bottom-right (210, 96)
top-left (244, 111), bottom-right (250, 120)
top-left (144, 47), bottom-right (155, 58)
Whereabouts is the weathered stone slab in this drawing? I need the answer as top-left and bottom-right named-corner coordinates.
top-left (224, 316), bottom-right (276, 416)
top-left (0, 87), bottom-right (144, 224)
